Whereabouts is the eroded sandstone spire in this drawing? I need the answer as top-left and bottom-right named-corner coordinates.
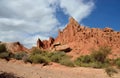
top-left (68, 17), bottom-right (80, 27)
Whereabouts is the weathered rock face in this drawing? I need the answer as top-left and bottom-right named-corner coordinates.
top-left (54, 44), bottom-right (71, 52)
top-left (37, 37), bottom-right (54, 49)
top-left (36, 17), bottom-right (120, 58)
top-left (37, 38), bottom-right (44, 49)
top-left (54, 17), bottom-right (120, 58)
top-left (0, 42), bottom-right (28, 53)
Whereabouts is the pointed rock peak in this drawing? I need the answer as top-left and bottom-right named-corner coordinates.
top-left (37, 38), bottom-right (43, 48)
top-left (69, 17), bottom-right (76, 22)
top-left (37, 38), bottom-right (41, 41)
top-left (69, 17), bottom-right (78, 23)
top-left (68, 17), bottom-right (80, 26)
top-left (37, 38), bottom-right (43, 44)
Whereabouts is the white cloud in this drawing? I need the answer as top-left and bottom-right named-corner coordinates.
top-left (59, 0), bottom-right (94, 21)
top-left (22, 35), bottom-right (49, 48)
top-left (0, 0), bottom-right (95, 48)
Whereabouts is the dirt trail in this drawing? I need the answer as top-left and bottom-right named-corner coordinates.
top-left (0, 59), bottom-right (120, 78)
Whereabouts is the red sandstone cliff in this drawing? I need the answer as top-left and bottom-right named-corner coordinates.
top-left (37, 17), bottom-right (120, 58)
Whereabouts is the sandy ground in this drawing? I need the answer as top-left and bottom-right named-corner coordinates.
top-left (0, 59), bottom-right (120, 78)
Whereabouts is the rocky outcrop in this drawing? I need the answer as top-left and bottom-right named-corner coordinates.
top-left (54, 17), bottom-right (120, 58)
top-left (37, 37), bottom-right (54, 49)
top-left (37, 38), bottom-right (44, 49)
top-left (103, 27), bottom-right (114, 32)
top-left (54, 44), bottom-right (71, 52)
top-left (36, 17), bottom-right (120, 58)
top-left (0, 42), bottom-right (28, 53)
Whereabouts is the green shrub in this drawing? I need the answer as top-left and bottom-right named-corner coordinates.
top-left (105, 67), bottom-right (118, 77)
top-left (75, 55), bottom-right (92, 67)
top-left (46, 51), bottom-right (74, 67)
top-left (49, 52), bottom-right (67, 63)
top-left (59, 58), bottom-right (74, 67)
top-left (75, 55), bottom-right (93, 64)
top-left (0, 44), bottom-right (13, 60)
top-left (30, 48), bottom-right (43, 55)
top-left (115, 58), bottom-right (120, 68)
top-left (25, 49), bottom-right (50, 64)
top-left (14, 52), bottom-right (27, 60)
top-left (0, 52), bottom-right (9, 58)
top-left (0, 44), bottom-right (6, 53)
top-left (74, 56), bottom-right (105, 68)
top-left (75, 47), bottom-right (111, 68)
top-left (89, 62), bottom-right (109, 68)
top-left (91, 47), bottom-right (111, 63)
top-left (28, 54), bottom-right (50, 65)
top-left (0, 52), bottom-right (12, 60)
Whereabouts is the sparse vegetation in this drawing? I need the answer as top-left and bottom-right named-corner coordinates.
top-left (0, 45), bottom-right (120, 77)
top-left (75, 47), bottom-right (111, 68)
top-left (0, 44), bottom-right (14, 60)
top-left (75, 55), bottom-right (92, 66)
top-left (28, 54), bottom-right (50, 65)
top-left (49, 52), bottom-right (67, 63)
top-left (105, 67), bottom-right (118, 77)
top-left (59, 58), bottom-right (74, 67)
top-left (47, 51), bottom-right (74, 67)
top-left (91, 47), bottom-right (111, 63)
top-left (74, 47), bottom-right (119, 76)
top-left (74, 55), bottom-right (107, 68)
top-left (23, 48), bottom-right (74, 66)
top-left (14, 52), bottom-right (27, 60)
top-left (27, 49), bottom-right (50, 65)
top-left (114, 58), bottom-right (120, 68)
top-left (0, 44), bottom-right (6, 53)
top-left (0, 52), bottom-right (10, 60)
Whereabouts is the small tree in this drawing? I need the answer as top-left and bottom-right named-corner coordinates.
top-left (91, 47), bottom-right (111, 63)
top-left (115, 58), bottom-right (120, 68)
top-left (0, 44), bottom-right (6, 53)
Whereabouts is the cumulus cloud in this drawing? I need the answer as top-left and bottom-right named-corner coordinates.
top-left (0, 0), bottom-right (95, 48)
top-left (59, 0), bottom-right (94, 21)
top-left (23, 35), bottom-right (49, 48)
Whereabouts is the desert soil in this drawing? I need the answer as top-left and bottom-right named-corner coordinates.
top-left (0, 59), bottom-right (120, 78)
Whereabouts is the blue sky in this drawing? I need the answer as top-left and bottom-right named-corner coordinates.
top-left (0, 0), bottom-right (119, 47)
top-left (81, 0), bottom-right (120, 31)
top-left (56, 0), bottom-right (120, 31)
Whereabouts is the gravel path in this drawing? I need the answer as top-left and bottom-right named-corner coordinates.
top-left (0, 59), bottom-right (119, 78)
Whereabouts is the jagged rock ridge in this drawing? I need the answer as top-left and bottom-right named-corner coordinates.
top-left (37, 17), bottom-right (120, 58)
top-left (37, 37), bottom-right (54, 49)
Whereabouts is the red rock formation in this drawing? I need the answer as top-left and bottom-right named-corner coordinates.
top-left (0, 42), bottom-right (28, 53)
top-left (37, 38), bottom-right (43, 48)
top-left (54, 17), bottom-right (120, 58)
top-left (37, 37), bottom-right (54, 49)
top-left (55, 44), bottom-right (71, 52)
top-left (36, 17), bottom-right (120, 58)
